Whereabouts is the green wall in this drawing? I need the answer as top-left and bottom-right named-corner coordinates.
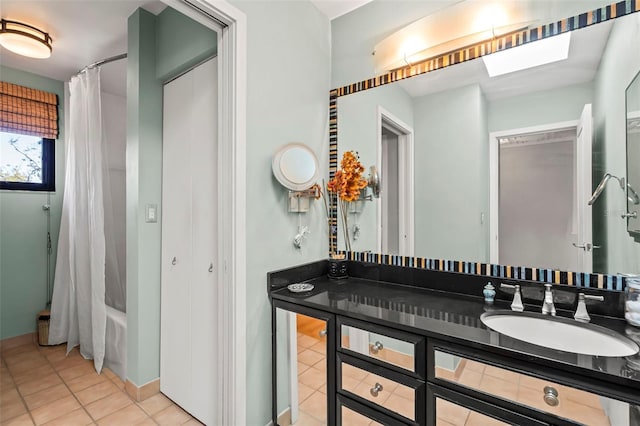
top-left (413, 84), bottom-right (489, 261)
top-left (0, 66), bottom-right (65, 340)
top-left (126, 6), bottom-right (216, 387)
top-left (337, 83), bottom-right (413, 252)
top-left (227, 1), bottom-right (330, 424)
top-left (155, 7), bottom-right (217, 81)
top-left (593, 12), bottom-right (640, 275)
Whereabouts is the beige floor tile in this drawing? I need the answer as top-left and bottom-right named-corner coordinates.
top-left (0, 398), bottom-right (28, 423)
top-left (30, 394), bottom-right (81, 425)
top-left (463, 360), bottom-right (486, 374)
top-left (2, 344), bottom-right (38, 358)
top-left (96, 403), bottom-right (149, 425)
top-left (101, 368), bottom-right (117, 381)
top-left (309, 341), bottom-right (326, 355)
top-left (3, 412), bottom-right (35, 425)
top-left (298, 349), bottom-right (324, 367)
top-left (182, 418), bottom-right (204, 425)
top-left (456, 369), bottom-right (483, 390)
top-left (435, 419), bottom-right (457, 426)
top-left (341, 405), bottom-right (374, 426)
top-left (12, 365), bottom-right (56, 385)
top-left (66, 371), bottom-right (108, 393)
top-left (392, 382), bottom-right (415, 400)
top-left (297, 335), bottom-right (319, 350)
top-left (23, 383), bottom-right (72, 411)
top-left (299, 391), bottom-right (327, 422)
top-left (465, 410), bottom-right (509, 426)
top-left (298, 382), bottom-right (315, 404)
top-left (297, 362), bottom-right (310, 375)
top-left (41, 408), bottom-right (93, 426)
top-left (137, 392), bottom-right (173, 416)
top-left (340, 374), bottom-right (362, 393)
top-left (134, 418), bottom-right (158, 426)
top-left (52, 355), bottom-right (89, 372)
top-left (295, 411), bottom-right (324, 426)
top-left (85, 391), bottom-right (133, 420)
top-left (74, 380), bottom-right (120, 406)
top-left (298, 366), bottom-right (326, 391)
top-left (436, 398), bottom-right (470, 426)
top-left (342, 363), bottom-right (368, 381)
top-left (8, 356), bottom-right (48, 375)
top-left (483, 365), bottom-right (521, 384)
top-left (383, 393), bottom-right (415, 420)
top-left (110, 376), bottom-right (125, 391)
top-left (556, 399), bottom-right (610, 426)
top-left (44, 348), bottom-right (72, 364)
top-left (478, 374), bottom-right (518, 401)
top-left (58, 364), bottom-right (96, 382)
top-left (1, 387), bottom-right (22, 406)
top-left (153, 404), bottom-right (191, 425)
top-left (17, 373), bottom-right (63, 397)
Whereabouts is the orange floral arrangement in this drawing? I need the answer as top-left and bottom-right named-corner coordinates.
top-left (325, 151), bottom-right (368, 254)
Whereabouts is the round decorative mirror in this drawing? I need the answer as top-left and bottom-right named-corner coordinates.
top-left (272, 143), bottom-right (319, 191)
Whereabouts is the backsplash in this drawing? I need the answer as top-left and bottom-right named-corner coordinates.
top-left (346, 251), bottom-right (628, 291)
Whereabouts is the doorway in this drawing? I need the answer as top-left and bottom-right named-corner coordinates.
top-left (489, 104), bottom-right (594, 273)
top-left (378, 107), bottom-right (414, 256)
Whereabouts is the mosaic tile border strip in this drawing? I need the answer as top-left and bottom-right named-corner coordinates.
top-left (347, 251), bottom-right (628, 291)
top-left (333, 0), bottom-right (640, 98)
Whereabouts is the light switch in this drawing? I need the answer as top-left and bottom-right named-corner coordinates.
top-left (146, 204), bottom-right (158, 223)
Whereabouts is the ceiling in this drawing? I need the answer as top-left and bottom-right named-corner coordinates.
top-left (0, 1), bottom-right (166, 96)
top-left (310, 0), bottom-right (373, 20)
top-left (397, 19), bottom-right (613, 102)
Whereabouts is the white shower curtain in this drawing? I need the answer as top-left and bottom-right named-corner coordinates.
top-left (49, 67), bottom-right (107, 373)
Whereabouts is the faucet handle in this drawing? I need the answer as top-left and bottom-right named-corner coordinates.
top-left (541, 284), bottom-right (556, 316)
top-left (574, 293), bottom-right (604, 322)
top-left (500, 283), bottom-right (524, 312)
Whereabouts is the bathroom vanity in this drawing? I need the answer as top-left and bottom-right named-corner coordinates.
top-left (269, 261), bottom-right (640, 426)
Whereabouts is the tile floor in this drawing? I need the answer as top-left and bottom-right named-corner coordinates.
top-left (1, 339), bottom-right (202, 425)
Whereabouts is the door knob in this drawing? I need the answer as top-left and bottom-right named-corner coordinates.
top-left (208, 263), bottom-right (213, 273)
top-left (318, 329), bottom-right (327, 338)
top-left (171, 257), bottom-right (177, 265)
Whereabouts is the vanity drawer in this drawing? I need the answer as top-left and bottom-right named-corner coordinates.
top-left (338, 394), bottom-right (406, 425)
top-left (430, 342), bottom-right (632, 426)
top-left (338, 352), bottom-right (425, 424)
top-left (338, 316), bottom-right (426, 378)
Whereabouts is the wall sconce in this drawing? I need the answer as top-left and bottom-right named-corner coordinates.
top-left (0, 19), bottom-right (52, 59)
top-left (372, 1), bottom-right (532, 73)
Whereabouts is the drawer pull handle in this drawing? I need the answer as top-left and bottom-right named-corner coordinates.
top-left (318, 329), bottom-right (327, 338)
top-left (543, 386), bottom-right (559, 406)
top-left (370, 341), bottom-right (384, 354)
top-left (370, 382), bottom-right (383, 397)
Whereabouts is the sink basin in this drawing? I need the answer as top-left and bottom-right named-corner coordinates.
top-left (480, 311), bottom-right (639, 357)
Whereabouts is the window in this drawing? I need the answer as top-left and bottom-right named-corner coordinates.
top-left (0, 131), bottom-right (55, 191)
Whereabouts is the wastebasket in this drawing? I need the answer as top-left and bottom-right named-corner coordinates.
top-left (37, 310), bottom-right (51, 346)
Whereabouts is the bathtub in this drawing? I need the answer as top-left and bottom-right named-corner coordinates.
top-left (104, 305), bottom-right (127, 380)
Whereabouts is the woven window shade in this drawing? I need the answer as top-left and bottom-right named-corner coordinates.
top-left (0, 81), bottom-right (59, 139)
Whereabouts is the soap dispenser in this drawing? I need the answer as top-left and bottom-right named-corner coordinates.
top-left (483, 283), bottom-right (496, 304)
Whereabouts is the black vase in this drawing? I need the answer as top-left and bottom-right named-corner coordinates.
top-left (328, 258), bottom-right (348, 279)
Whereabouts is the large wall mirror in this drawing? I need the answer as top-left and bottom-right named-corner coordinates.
top-left (331, 1), bottom-right (640, 284)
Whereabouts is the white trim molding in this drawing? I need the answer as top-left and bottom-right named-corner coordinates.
top-left (159, 1), bottom-right (247, 424)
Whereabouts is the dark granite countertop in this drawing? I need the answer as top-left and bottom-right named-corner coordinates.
top-left (271, 274), bottom-right (640, 401)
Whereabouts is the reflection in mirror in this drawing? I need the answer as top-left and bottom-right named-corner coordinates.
top-left (336, 10), bottom-right (640, 276)
top-left (435, 398), bottom-right (510, 426)
top-left (341, 324), bottom-right (415, 372)
top-left (627, 70), bottom-right (640, 238)
top-left (275, 309), bottom-right (327, 425)
top-left (433, 350), bottom-right (638, 425)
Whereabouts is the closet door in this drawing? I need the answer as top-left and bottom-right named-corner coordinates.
top-left (161, 57), bottom-right (218, 425)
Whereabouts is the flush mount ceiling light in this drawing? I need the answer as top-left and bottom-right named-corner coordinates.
top-left (0, 19), bottom-right (52, 59)
top-left (482, 32), bottom-right (571, 77)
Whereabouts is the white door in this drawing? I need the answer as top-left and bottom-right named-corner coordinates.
top-left (161, 57), bottom-right (218, 425)
top-left (576, 103), bottom-right (593, 272)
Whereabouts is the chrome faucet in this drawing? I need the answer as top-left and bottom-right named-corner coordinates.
top-left (541, 284), bottom-right (556, 316)
top-left (574, 293), bottom-right (605, 322)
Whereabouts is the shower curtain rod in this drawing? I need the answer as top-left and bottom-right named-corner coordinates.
top-left (77, 53), bottom-right (127, 75)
